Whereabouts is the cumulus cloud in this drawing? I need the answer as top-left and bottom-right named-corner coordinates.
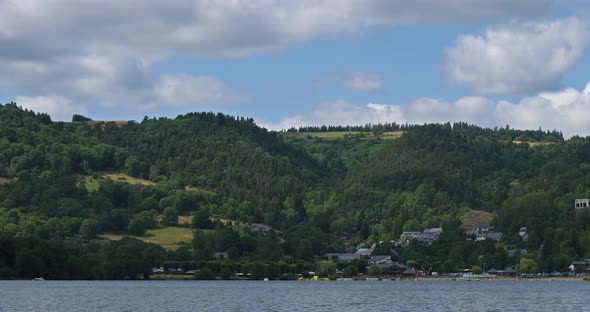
top-left (266, 100), bottom-right (404, 129)
top-left (446, 18), bottom-right (589, 95)
top-left (341, 72), bottom-right (384, 91)
top-left (0, 0), bottom-right (544, 59)
top-left (16, 95), bottom-right (87, 121)
top-left (153, 74), bottom-right (246, 108)
top-left (269, 82), bottom-right (590, 138)
top-left (0, 0), bottom-right (552, 114)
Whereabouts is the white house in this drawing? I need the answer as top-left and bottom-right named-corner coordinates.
top-left (575, 199), bottom-right (590, 209)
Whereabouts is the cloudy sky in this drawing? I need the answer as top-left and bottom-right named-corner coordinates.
top-left (1, 0), bottom-right (590, 136)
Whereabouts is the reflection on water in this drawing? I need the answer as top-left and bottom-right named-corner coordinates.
top-left (1, 280), bottom-right (589, 312)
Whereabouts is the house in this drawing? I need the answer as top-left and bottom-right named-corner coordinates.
top-left (475, 222), bottom-right (490, 234)
top-left (571, 258), bottom-right (590, 272)
top-left (475, 233), bottom-right (487, 241)
top-left (379, 263), bottom-right (408, 276)
top-left (355, 246), bottom-right (375, 257)
top-left (400, 229), bottom-right (443, 246)
top-left (475, 230), bottom-right (502, 242)
top-left (486, 232), bottom-right (503, 241)
top-left (400, 231), bottom-right (421, 245)
top-left (417, 228), bottom-right (443, 245)
top-left (575, 198), bottom-right (590, 209)
top-left (487, 268), bottom-right (499, 275)
top-left (255, 226), bottom-right (272, 235)
top-left (325, 253), bottom-right (361, 261)
top-left (212, 251), bottom-right (229, 260)
top-left (488, 267), bottom-right (517, 276)
top-left (424, 228), bottom-right (443, 236)
top-left (501, 267), bottom-right (517, 276)
top-left (417, 233), bottom-right (436, 245)
top-left (401, 268), bottom-right (418, 276)
top-left (369, 255), bottom-right (392, 264)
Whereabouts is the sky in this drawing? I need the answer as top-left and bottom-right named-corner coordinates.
top-left (1, 0), bottom-right (590, 137)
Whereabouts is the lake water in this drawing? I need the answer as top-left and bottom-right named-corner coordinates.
top-left (1, 280), bottom-right (589, 311)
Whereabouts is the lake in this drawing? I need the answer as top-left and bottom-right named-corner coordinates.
top-left (1, 280), bottom-right (589, 311)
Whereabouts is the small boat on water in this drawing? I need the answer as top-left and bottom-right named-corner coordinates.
top-left (263, 277), bottom-right (269, 281)
top-left (32, 277), bottom-right (45, 281)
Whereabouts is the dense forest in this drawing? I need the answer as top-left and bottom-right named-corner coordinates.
top-left (0, 102), bottom-right (589, 280)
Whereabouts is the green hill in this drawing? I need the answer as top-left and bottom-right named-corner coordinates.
top-left (0, 102), bottom-right (589, 280)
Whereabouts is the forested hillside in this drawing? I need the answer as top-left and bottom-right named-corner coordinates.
top-left (0, 102), bottom-right (589, 279)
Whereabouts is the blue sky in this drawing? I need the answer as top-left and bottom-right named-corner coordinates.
top-left (1, 1), bottom-right (590, 136)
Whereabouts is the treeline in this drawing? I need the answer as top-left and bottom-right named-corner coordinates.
top-left (0, 103), bottom-right (317, 229)
top-left (0, 235), bottom-right (165, 280)
top-left (286, 121), bottom-right (563, 143)
top-left (0, 102), bottom-right (589, 279)
top-left (290, 122), bottom-right (405, 133)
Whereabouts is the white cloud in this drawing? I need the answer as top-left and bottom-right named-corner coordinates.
top-left (153, 74), bottom-right (246, 108)
top-left (446, 18), bottom-right (589, 95)
top-left (341, 72), bottom-right (383, 91)
top-left (0, 0), bottom-right (552, 113)
top-left (263, 100), bottom-right (404, 129)
top-left (406, 96), bottom-right (496, 125)
top-left (16, 95), bottom-right (87, 121)
top-left (269, 81), bottom-right (590, 138)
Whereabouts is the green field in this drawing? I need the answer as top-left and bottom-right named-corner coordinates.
top-left (512, 140), bottom-right (557, 147)
top-left (100, 226), bottom-right (194, 250)
top-left (283, 131), bottom-right (404, 140)
top-left (81, 173), bottom-right (155, 192)
top-left (83, 173), bottom-right (216, 196)
top-left (104, 173), bottom-right (156, 186)
top-left (82, 176), bottom-right (100, 192)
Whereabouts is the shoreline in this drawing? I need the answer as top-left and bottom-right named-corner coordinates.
top-left (6, 275), bottom-right (588, 282)
top-left (148, 275), bottom-right (590, 282)
top-left (419, 276), bottom-right (588, 282)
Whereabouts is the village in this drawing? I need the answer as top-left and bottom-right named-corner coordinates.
top-left (150, 199), bottom-right (590, 281)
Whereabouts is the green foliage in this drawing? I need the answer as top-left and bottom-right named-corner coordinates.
top-left (79, 219), bottom-right (99, 240)
top-left (191, 210), bottom-right (211, 229)
top-left (316, 260), bottom-right (336, 276)
top-left (0, 103), bottom-right (589, 279)
top-left (162, 207), bottom-right (179, 226)
top-left (194, 267), bottom-right (216, 280)
top-left (516, 258), bottom-right (538, 274)
top-left (472, 265), bottom-right (482, 274)
top-left (367, 264), bottom-right (383, 277)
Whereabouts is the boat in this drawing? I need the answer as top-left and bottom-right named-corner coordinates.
top-left (336, 277), bottom-right (354, 281)
top-left (263, 277), bottom-right (269, 281)
top-left (32, 277), bottom-right (45, 281)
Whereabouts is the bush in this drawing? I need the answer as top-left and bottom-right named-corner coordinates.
top-left (194, 268), bottom-right (216, 280)
top-left (367, 264), bottom-right (383, 277)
